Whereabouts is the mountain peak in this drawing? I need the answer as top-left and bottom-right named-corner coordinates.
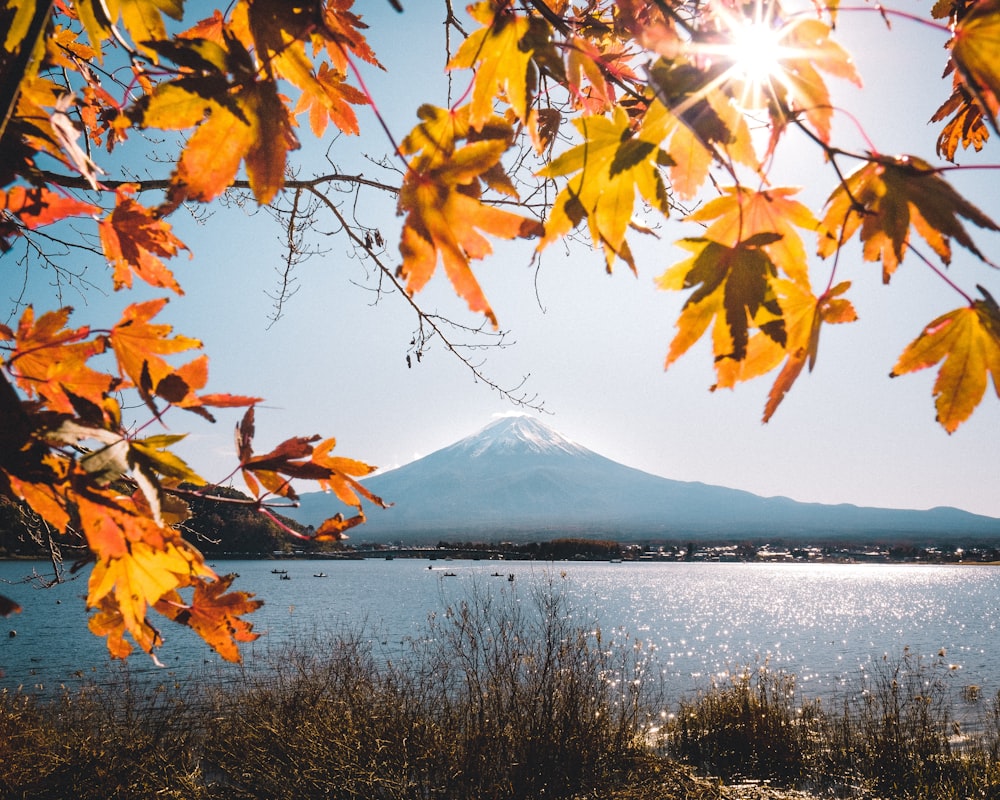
top-left (451, 415), bottom-right (590, 458)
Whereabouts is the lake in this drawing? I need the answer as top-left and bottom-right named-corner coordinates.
top-left (2, 559), bottom-right (998, 712)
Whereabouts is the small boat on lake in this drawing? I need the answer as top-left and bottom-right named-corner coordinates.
top-left (313, 572), bottom-right (328, 578)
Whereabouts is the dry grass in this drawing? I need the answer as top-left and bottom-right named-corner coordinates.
top-left (2, 585), bottom-right (999, 799)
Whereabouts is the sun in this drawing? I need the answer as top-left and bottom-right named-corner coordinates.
top-left (727, 15), bottom-right (785, 85)
top-left (696, 0), bottom-right (795, 110)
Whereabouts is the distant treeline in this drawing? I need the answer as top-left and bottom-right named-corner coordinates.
top-left (2, 491), bottom-right (996, 564)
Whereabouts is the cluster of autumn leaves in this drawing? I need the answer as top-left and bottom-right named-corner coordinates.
top-left (0, 0), bottom-right (999, 661)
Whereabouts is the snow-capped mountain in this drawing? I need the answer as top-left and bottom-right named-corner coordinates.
top-left (284, 415), bottom-right (1000, 543)
top-left (449, 415), bottom-right (590, 458)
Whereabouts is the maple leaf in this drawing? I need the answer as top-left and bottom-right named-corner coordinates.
top-left (310, 437), bottom-right (387, 511)
top-left (134, 352), bottom-right (259, 422)
top-left (644, 69), bottom-right (757, 199)
top-left (659, 234), bottom-right (786, 367)
top-left (239, 432), bottom-right (326, 499)
top-left (686, 186), bottom-right (822, 285)
top-left (762, 280), bottom-right (857, 421)
top-left (88, 594), bottom-right (162, 660)
top-left (565, 33), bottom-right (619, 115)
top-left (313, 512), bottom-right (366, 541)
top-left (107, 298), bottom-right (202, 408)
top-left (768, 17), bottom-right (861, 144)
top-left (293, 61), bottom-right (368, 137)
top-left (235, 408), bottom-right (386, 524)
top-left (86, 534), bottom-right (215, 660)
top-left (819, 156), bottom-right (1000, 282)
top-left (138, 44), bottom-right (299, 209)
top-left (951, 0), bottom-right (1000, 134)
top-left (7, 306), bottom-right (114, 413)
top-left (891, 289), bottom-right (1000, 433)
top-left (448, 1), bottom-right (536, 128)
top-left (99, 185), bottom-right (188, 294)
top-left (178, 9), bottom-right (228, 44)
top-left (156, 574), bottom-right (262, 662)
top-left (397, 104), bottom-right (543, 326)
top-left (539, 104), bottom-right (673, 271)
top-left (931, 80), bottom-right (996, 162)
top-left (0, 185), bottom-right (99, 230)
top-left (244, 0), bottom-right (371, 145)
top-left (321, 0), bottom-right (384, 72)
top-left (87, 521), bottom-right (211, 622)
top-left (75, 0), bottom-right (184, 58)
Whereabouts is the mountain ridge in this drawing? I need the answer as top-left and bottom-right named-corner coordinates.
top-left (285, 416), bottom-right (1000, 543)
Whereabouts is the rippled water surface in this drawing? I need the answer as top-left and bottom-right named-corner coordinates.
top-left (2, 559), bottom-right (998, 703)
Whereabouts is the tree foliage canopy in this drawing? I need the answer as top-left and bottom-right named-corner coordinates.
top-left (1, 0), bottom-right (999, 662)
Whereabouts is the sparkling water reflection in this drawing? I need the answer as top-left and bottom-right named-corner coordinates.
top-left (2, 559), bottom-right (998, 707)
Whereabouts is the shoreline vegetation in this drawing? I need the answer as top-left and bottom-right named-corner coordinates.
top-left (4, 490), bottom-right (998, 566)
top-left (2, 583), bottom-right (999, 799)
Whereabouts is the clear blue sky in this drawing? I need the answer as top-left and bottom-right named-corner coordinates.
top-left (14, 1), bottom-right (1000, 519)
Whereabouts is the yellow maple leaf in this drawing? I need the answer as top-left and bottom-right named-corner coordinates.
top-left (891, 293), bottom-right (1000, 433)
top-left (539, 104), bottom-right (673, 271)
top-left (75, 0), bottom-right (184, 58)
top-left (687, 185), bottom-right (822, 286)
top-left (448, 1), bottom-right (535, 128)
top-left (658, 234), bottom-right (787, 371)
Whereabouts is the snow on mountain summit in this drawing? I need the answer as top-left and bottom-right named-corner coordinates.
top-left (451, 415), bottom-right (590, 458)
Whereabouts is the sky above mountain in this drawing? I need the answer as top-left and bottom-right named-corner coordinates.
top-left (16, 3), bottom-right (1000, 519)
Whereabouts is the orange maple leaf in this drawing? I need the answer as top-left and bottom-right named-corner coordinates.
top-left (99, 185), bottom-right (187, 294)
top-left (7, 306), bottom-right (114, 413)
top-left (397, 105), bottom-right (543, 327)
top-left (310, 437), bottom-right (387, 511)
top-left (0, 185), bottom-right (99, 230)
top-left (951, 0), bottom-right (1000, 134)
top-left (88, 594), bottom-right (163, 660)
top-left (107, 299), bottom-right (202, 406)
top-left (293, 61), bottom-right (368, 137)
top-left (321, 0), bottom-right (384, 72)
top-left (156, 574), bottom-right (262, 662)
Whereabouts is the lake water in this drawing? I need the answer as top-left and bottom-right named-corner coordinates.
top-left (2, 559), bottom-right (999, 713)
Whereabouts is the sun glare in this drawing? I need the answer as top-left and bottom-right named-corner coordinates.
top-left (694, 0), bottom-right (794, 111)
top-left (728, 17), bottom-right (785, 86)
